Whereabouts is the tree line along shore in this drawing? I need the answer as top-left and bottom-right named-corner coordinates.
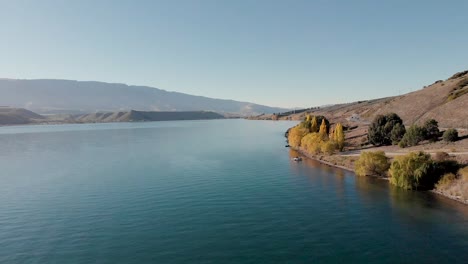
top-left (286, 113), bottom-right (468, 204)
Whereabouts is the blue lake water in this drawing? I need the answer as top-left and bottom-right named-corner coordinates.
top-left (0, 119), bottom-right (467, 263)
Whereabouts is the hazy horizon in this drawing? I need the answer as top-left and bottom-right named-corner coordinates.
top-left (1, 0), bottom-right (467, 108)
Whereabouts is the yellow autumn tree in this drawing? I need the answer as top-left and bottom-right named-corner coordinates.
top-left (310, 116), bottom-right (318, 133)
top-left (329, 126), bottom-right (335, 140)
top-left (321, 140), bottom-right (337, 155)
top-left (319, 119), bottom-right (328, 140)
top-left (301, 133), bottom-right (323, 154)
top-left (288, 126), bottom-right (309, 148)
top-left (305, 114), bottom-right (311, 122)
top-left (334, 123), bottom-right (345, 151)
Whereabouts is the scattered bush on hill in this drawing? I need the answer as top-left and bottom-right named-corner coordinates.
top-left (368, 113), bottom-right (404, 146)
top-left (354, 151), bottom-right (390, 177)
top-left (448, 70), bottom-right (468, 80)
top-left (447, 77), bottom-right (468, 101)
top-left (443, 129), bottom-right (458, 142)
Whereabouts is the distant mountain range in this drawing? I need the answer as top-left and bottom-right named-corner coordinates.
top-left (0, 107), bottom-right (225, 125)
top-left (0, 79), bottom-right (287, 116)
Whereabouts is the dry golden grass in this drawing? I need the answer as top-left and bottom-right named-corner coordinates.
top-left (435, 167), bottom-right (468, 202)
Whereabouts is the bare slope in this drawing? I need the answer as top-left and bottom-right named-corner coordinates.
top-left (277, 70), bottom-right (468, 128)
top-left (74, 110), bottom-right (224, 123)
top-left (0, 79), bottom-right (286, 116)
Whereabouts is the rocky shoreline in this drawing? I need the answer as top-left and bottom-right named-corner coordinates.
top-left (430, 190), bottom-right (468, 205)
top-left (292, 147), bottom-right (354, 173)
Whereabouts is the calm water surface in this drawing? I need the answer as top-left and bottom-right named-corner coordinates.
top-left (0, 120), bottom-right (467, 263)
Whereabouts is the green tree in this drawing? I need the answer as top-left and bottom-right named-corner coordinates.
top-left (368, 113), bottom-right (404, 146)
top-left (389, 152), bottom-right (432, 190)
top-left (423, 119), bottom-right (439, 142)
top-left (399, 125), bottom-right (425, 147)
top-left (354, 151), bottom-right (390, 177)
top-left (442, 129), bottom-right (458, 142)
top-left (390, 123), bottom-right (406, 145)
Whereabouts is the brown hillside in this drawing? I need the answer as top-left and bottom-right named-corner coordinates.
top-left (74, 110), bottom-right (225, 123)
top-left (372, 72), bottom-right (468, 127)
top-left (275, 70), bottom-right (468, 128)
top-left (0, 107), bottom-right (45, 125)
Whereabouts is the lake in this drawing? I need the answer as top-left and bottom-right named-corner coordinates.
top-left (0, 119), bottom-right (467, 263)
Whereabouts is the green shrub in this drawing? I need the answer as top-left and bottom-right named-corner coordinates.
top-left (389, 152), bottom-right (433, 190)
top-left (390, 123), bottom-right (406, 145)
top-left (354, 151), bottom-right (390, 177)
top-left (442, 129), bottom-right (458, 142)
top-left (423, 119), bottom-right (440, 142)
top-left (398, 140), bottom-right (407, 148)
top-left (399, 125), bottom-right (425, 147)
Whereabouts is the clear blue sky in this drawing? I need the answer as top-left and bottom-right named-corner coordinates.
top-left (1, 0), bottom-right (467, 108)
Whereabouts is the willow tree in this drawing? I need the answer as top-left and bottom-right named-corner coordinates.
top-left (389, 152), bottom-right (432, 190)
